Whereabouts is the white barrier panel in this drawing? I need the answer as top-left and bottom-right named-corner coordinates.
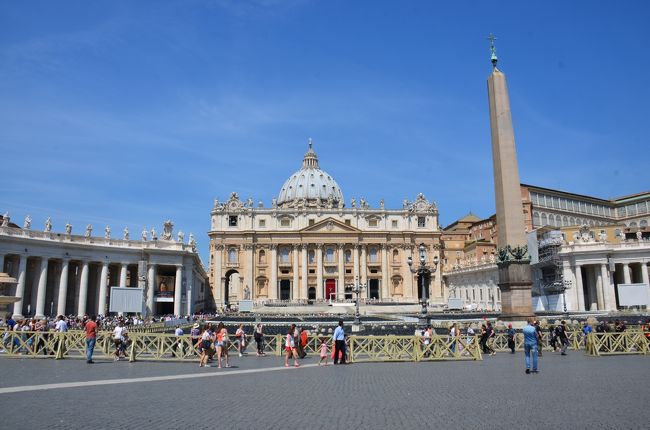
top-left (617, 283), bottom-right (650, 307)
top-left (109, 287), bottom-right (144, 313)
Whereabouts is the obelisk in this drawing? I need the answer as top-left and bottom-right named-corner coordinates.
top-left (486, 35), bottom-right (533, 320)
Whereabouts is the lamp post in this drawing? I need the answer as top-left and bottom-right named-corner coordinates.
top-left (407, 243), bottom-right (440, 330)
top-left (345, 276), bottom-right (366, 326)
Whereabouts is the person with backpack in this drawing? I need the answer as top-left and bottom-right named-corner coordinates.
top-left (555, 320), bottom-right (569, 356)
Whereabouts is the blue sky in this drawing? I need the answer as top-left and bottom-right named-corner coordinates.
top-left (1, 0), bottom-right (649, 262)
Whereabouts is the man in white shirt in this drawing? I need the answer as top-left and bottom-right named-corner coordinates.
top-left (113, 321), bottom-right (128, 361)
top-left (55, 315), bottom-right (68, 332)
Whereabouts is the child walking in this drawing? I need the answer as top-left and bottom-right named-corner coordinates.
top-left (318, 339), bottom-right (329, 366)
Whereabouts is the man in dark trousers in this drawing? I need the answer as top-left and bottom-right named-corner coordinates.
top-left (555, 320), bottom-right (569, 356)
top-left (332, 320), bottom-right (346, 364)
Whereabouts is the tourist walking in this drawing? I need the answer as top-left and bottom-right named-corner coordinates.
top-left (507, 323), bottom-right (516, 354)
top-left (549, 325), bottom-right (558, 352)
top-left (254, 323), bottom-right (265, 356)
top-left (216, 322), bottom-right (230, 368)
top-left (333, 320), bottom-right (346, 364)
top-left (449, 323), bottom-right (458, 354)
top-left (199, 326), bottom-right (213, 367)
top-left (174, 325), bottom-right (185, 357)
top-left (85, 315), bottom-right (98, 364)
top-left (555, 320), bottom-right (569, 356)
top-left (284, 324), bottom-right (300, 367)
top-left (113, 321), bottom-right (128, 361)
top-left (486, 321), bottom-right (496, 355)
top-left (523, 318), bottom-right (539, 374)
top-left (422, 325), bottom-right (432, 357)
top-left (235, 324), bottom-right (247, 357)
top-left (318, 338), bottom-right (329, 366)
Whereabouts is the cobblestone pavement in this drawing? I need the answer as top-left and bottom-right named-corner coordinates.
top-left (1, 352), bottom-right (648, 429)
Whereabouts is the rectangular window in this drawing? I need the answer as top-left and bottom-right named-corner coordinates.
top-left (344, 219), bottom-right (351, 226)
top-left (258, 219), bottom-right (266, 228)
top-left (391, 220), bottom-right (398, 229)
top-left (228, 216), bottom-right (238, 227)
top-left (417, 217), bottom-right (426, 227)
top-left (280, 219), bottom-right (291, 227)
top-left (368, 219), bottom-right (378, 227)
top-left (308, 219), bottom-right (315, 226)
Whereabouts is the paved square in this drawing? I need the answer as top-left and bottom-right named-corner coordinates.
top-left (1, 352), bottom-right (648, 429)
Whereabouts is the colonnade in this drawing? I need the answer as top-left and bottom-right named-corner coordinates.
top-left (570, 261), bottom-right (650, 311)
top-left (1, 253), bottom-right (186, 318)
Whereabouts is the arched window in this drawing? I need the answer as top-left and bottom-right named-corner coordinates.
top-left (368, 247), bottom-right (378, 263)
top-left (629, 221), bottom-right (638, 228)
top-left (258, 250), bottom-right (266, 264)
top-left (541, 213), bottom-right (548, 226)
top-left (280, 247), bottom-right (290, 263)
top-left (563, 216), bottom-right (568, 227)
top-left (326, 247), bottom-right (335, 263)
top-left (641, 220), bottom-right (648, 228)
top-left (569, 217), bottom-right (576, 226)
top-left (533, 212), bottom-right (540, 227)
top-left (548, 214), bottom-right (555, 226)
top-left (392, 249), bottom-right (399, 263)
top-left (228, 248), bottom-right (238, 264)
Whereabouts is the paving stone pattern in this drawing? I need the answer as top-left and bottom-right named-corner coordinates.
top-left (0, 352), bottom-right (648, 429)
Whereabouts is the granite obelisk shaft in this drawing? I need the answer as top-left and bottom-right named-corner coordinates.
top-left (488, 66), bottom-right (534, 319)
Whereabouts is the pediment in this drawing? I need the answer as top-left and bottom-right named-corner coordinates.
top-left (300, 217), bottom-right (361, 233)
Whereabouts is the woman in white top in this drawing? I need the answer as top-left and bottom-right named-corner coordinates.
top-left (284, 324), bottom-right (300, 368)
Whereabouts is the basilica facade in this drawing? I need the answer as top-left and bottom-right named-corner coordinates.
top-left (208, 142), bottom-right (443, 308)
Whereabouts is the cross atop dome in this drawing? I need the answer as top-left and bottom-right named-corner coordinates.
top-left (303, 137), bottom-right (319, 169)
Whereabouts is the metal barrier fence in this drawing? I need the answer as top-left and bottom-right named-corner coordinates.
top-left (4, 330), bottom-right (647, 362)
top-left (585, 332), bottom-right (649, 356)
top-left (1, 331), bottom-right (482, 362)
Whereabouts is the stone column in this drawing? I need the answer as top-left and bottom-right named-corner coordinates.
top-left (0, 254), bottom-right (4, 272)
top-left (34, 257), bottom-right (49, 319)
top-left (381, 245), bottom-right (389, 300)
top-left (316, 244), bottom-right (323, 300)
top-left (77, 261), bottom-right (89, 316)
top-left (596, 266), bottom-right (605, 310)
top-left (12, 255), bottom-right (27, 319)
top-left (360, 245), bottom-right (367, 284)
top-left (623, 263), bottom-right (631, 284)
top-left (146, 263), bottom-right (156, 315)
top-left (270, 245), bottom-right (278, 300)
top-left (174, 265), bottom-right (182, 315)
top-left (119, 263), bottom-right (128, 287)
top-left (337, 244), bottom-right (345, 301)
top-left (186, 267), bottom-right (193, 315)
top-left (300, 245), bottom-right (308, 300)
top-left (574, 265), bottom-right (585, 311)
top-left (641, 262), bottom-right (649, 286)
top-left (56, 259), bottom-right (70, 316)
top-left (600, 263), bottom-right (615, 311)
top-left (94, 262), bottom-right (108, 316)
top-left (292, 245), bottom-right (300, 300)
top-left (353, 245), bottom-right (359, 283)
top-left (245, 244), bottom-right (254, 298)
top-left (214, 245), bottom-right (223, 306)
top-left (406, 247), bottom-right (415, 300)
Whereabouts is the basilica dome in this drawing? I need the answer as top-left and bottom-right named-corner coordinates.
top-left (277, 140), bottom-right (344, 209)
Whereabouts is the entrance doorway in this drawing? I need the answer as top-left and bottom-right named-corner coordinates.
top-left (224, 270), bottom-right (239, 309)
top-left (308, 287), bottom-right (316, 300)
top-left (368, 279), bottom-right (380, 299)
top-left (325, 279), bottom-right (336, 300)
top-left (279, 279), bottom-right (291, 300)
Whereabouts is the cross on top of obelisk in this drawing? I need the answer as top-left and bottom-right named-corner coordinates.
top-left (487, 33), bottom-right (498, 70)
